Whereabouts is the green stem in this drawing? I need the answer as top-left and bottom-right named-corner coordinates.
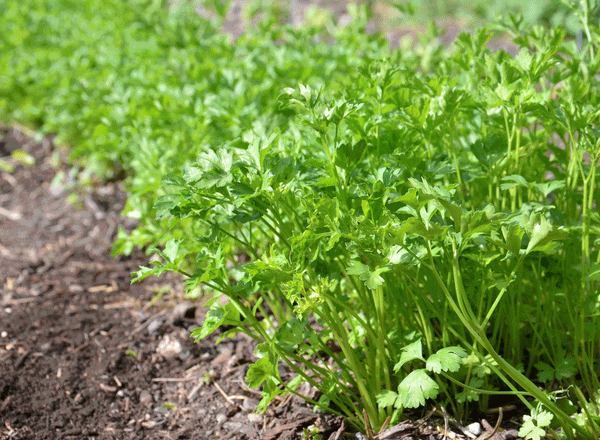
top-left (444, 246), bottom-right (593, 440)
top-left (481, 257), bottom-right (524, 328)
top-left (440, 372), bottom-right (529, 395)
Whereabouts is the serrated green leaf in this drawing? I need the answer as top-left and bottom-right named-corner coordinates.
top-left (275, 318), bottom-right (307, 351)
top-left (183, 166), bottom-right (204, 183)
top-left (154, 194), bottom-right (182, 219)
top-left (376, 390), bottom-right (400, 409)
top-left (426, 346), bottom-right (467, 373)
top-left (455, 377), bottom-right (484, 403)
top-left (436, 199), bottom-right (463, 230)
top-left (315, 176), bottom-right (337, 188)
top-left (470, 134), bottom-right (506, 169)
top-left (500, 174), bottom-right (528, 191)
top-left (256, 377), bottom-right (282, 414)
top-left (394, 339), bottom-right (424, 372)
top-left (347, 261), bottom-right (387, 290)
top-left (519, 410), bottom-right (553, 440)
top-left (388, 245), bottom-right (410, 265)
top-left (515, 48), bottom-right (533, 72)
top-left (535, 362), bottom-right (555, 383)
top-left (397, 369), bottom-right (439, 408)
top-left (246, 356), bottom-right (276, 389)
top-left (398, 217), bottom-right (447, 241)
top-left (191, 302), bottom-right (226, 341)
top-left (533, 180), bottom-right (565, 198)
top-left (132, 265), bottom-right (164, 283)
top-left (519, 419), bottom-right (546, 440)
top-left (555, 356), bottom-right (577, 380)
top-left (502, 224), bottom-right (525, 256)
top-left (229, 209), bottom-right (262, 224)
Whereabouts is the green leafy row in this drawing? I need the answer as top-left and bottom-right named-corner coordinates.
top-left (145, 4), bottom-right (600, 436)
top-left (0, 0), bottom-right (391, 253)
top-left (2, 0), bottom-right (599, 438)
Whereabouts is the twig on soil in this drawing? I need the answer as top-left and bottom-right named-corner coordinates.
top-left (187, 382), bottom-right (203, 400)
top-left (478, 408), bottom-right (502, 440)
top-left (152, 377), bottom-right (197, 382)
top-left (0, 206), bottom-right (21, 221)
top-left (0, 243), bottom-right (16, 259)
top-left (213, 380), bottom-right (248, 405)
top-left (274, 393), bottom-right (293, 411)
top-left (1, 172), bottom-right (17, 187)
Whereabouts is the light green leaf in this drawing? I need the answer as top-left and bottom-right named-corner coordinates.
top-left (500, 174), bottom-right (528, 191)
top-left (515, 48), bottom-right (533, 72)
top-left (426, 346), bottom-right (467, 373)
top-left (347, 261), bottom-right (387, 290)
top-left (256, 377), bottom-right (282, 414)
top-left (397, 369), bottom-right (439, 408)
top-left (535, 410), bottom-right (553, 427)
top-left (388, 245), bottom-right (410, 265)
top-left (533, 180), bottom-right (565, 198)
top-left (519, 419), bottom-right (546, 440)
top-left (162, 239), bottom-right (179, 263)
top-left (394, 339), bottom-right (424, 372)
top-left (376, 390), bottom-right (400, 409)
top-left (132, 265), bottom-right (164, 283)
top-left (525, 216), bottom-right (568, 254)
top-left (519, 410), bottom-right (553, 440)
top-left (191, 302), bottom-right (226, 341)
top-left (246, 356), bottom-right (276, 389)
top-left (455, 377), bottom-right (484, 403)
top-left (183, 166), bottom-right (203, 183)
top-left (275, 319), bottom-right (307, 351)
top-left (502, 224), bottom-right (525, 256)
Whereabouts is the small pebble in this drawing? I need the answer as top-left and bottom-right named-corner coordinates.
top-left (466, 422), bottom-right (482, 436)
top-left (139, 390), bottom-right (153, 406)
top-left (242, 398), bottom-right (258, 411)
top-left (0, 331), bottom-right (7, 338)
top-left (147, 318), bottom-right (163, 335)
top-left (247, 413), bottom-right (262, 423)
top-left (156, 335), bottom-right (183, 359)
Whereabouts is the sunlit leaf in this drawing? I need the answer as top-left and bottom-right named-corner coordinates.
top-left (397, 369), bottom-right (439, 408)
top-left (426, 346), bottom-right (467, 373)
